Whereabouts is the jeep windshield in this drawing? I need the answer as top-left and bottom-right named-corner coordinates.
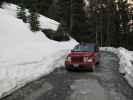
top-left (72, 44), bottom-right (96, 52)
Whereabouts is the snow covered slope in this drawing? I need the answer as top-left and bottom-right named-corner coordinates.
top-left (0, 3), bottom-right (78, 98)
top-left (2, 3), bottom-right (60, 31)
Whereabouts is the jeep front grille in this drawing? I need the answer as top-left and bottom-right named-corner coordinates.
top-left (71, 56), bottom-right (83, 63)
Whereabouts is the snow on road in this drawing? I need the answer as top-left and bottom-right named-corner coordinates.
top-left (0, 3), bottom-right (78, 98)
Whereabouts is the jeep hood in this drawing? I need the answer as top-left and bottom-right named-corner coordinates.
top-left (68, 51), bottom-right (95, 57)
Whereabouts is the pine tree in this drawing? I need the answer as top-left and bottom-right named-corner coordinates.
top-left (70, 0), bottom-right (91, 42)
top-left (21, 0), bottom-right (53, 16)
top-left (113, 0), bottom-right (130, 47)
top-left (28, 9), bottom-right (40, 32)
top-left (0, 0), bottom-right (5, 7)
top-left (49, 0), bottom-right (71, 32)
top-left (17, 5), bottom-right (27, 23)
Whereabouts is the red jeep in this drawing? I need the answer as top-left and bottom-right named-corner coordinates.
top-left (65, 43), bottom-right (100, 71)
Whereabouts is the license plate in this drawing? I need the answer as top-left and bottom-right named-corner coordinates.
top-left (73, 64), bottom-right (79, 67)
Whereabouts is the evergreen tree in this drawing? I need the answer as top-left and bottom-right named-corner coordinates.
top-left (49, 0), bottom-right (71, 33)
top-left (113, 0), bottom-right (130, 47)
top-left (70, 0), bottom-right (90, 42)
top-left (18, 0), bottom-right (53, 16)
top-left (0, 0), bottom-right (5, 6)
top-left (28, 9), bottom-right (40, 32)
top-left (17, 5), bottom-right (27, 23)
top-left (88, 0), bottom-right (123, 46)
top-left (88, 0), bottom-right (107, 45)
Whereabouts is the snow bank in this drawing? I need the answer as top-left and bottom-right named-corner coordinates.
top-left (117, 48), bottom-right (133, 87)
top-left (100, 47), bottom-right (117, 54)
top-left (101, 47), bottom-right (133, 88)
top-left (0, 3), bottom-right (78, 98)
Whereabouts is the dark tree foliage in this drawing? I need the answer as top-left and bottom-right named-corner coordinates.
top-left (15, 0), bottom-right (53, 16)
top-left (0, 0), bottom-right (5, 6)
top-left (49, 0), bottom-right (71, 33)
top-left (16, 0), bottom-right (40, 32)
top-left (28, 9), bottom-right (40, 32)
top-left (87, 0), bottom-right (133, 48)
top-left (115, 0), bottom-right (133, 49)
top-left (88, 0), bottom-right (117, 46)
top-left (70, 0), bottom-right (91, 42)
top-left (16, 5), bottom-right (27, 23)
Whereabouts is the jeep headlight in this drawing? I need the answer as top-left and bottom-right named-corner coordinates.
top-left (87, 59), bottom-right (93, 62)
top-left (66, 56), bottom-right (71, 62)
top-left (83, 57), bottom-right (88, 62)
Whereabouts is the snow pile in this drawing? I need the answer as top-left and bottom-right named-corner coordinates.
top-left (0, 3), bottom-right (78, 98)
top-left (101, 47), bottom-right (133, 87)
top-left (100, 47), bottom-right (117, 54)
top-left (117, 48), bottom-right (133, 87)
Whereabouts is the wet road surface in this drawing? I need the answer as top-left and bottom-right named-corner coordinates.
top-left (2, 52), bottom-right (133, 100)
